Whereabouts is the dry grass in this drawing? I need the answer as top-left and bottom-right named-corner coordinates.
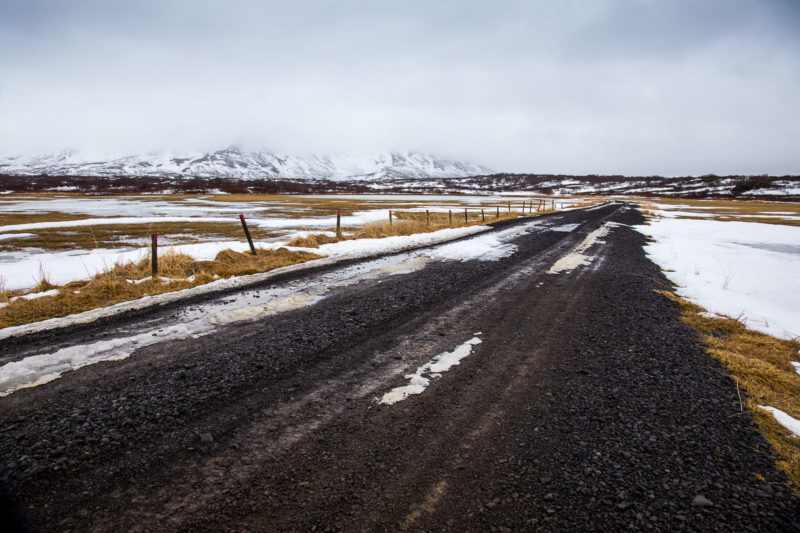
top-left (0, 248), bottom-right (321, 328)
top-left (656, 290), bottom-right (800, 495)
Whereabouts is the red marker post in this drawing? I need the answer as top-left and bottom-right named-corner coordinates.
top-left (239, 214), bottom-right (256, 255)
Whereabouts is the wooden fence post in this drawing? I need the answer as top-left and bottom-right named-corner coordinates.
top-left (151, 234), bottom-right (158, 278)
top-left (464, 208), bottom-right (468, 223)
top-left (481, 208), bottom-right (485, 222)
top-left (449, 209), bottom-right (452, 226)
top-left (336, 210), bottom-right (342, 237)
top-left (426, 209), bottom-right (430, 225)
top-left (239, 214), bottom-right (257, 255)
top-left (496, 206), bottom-right (500, 218)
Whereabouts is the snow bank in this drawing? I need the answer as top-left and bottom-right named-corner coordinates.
top-left (636, 217), bottom-right (800, 340)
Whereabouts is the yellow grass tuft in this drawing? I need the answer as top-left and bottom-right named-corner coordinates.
top-left (287, 233), bottom-right (342, 248)
top-left (656, 290), bottom-right (800, 495)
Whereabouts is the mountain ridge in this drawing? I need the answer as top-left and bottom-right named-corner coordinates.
top-left (0, 148), bottom-right (492, 181)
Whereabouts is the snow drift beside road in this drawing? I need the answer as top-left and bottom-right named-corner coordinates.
top-left (635, 217), bottom-right (800, 340)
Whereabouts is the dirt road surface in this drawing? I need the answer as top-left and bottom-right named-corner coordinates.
top-left (1, 203), bottom-right (798, 532)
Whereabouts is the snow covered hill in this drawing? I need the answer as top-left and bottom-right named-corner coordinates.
top-left (0, 149), bottom-right (492, 181)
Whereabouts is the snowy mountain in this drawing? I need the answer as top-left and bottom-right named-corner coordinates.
top-left (0, 148), bottom-right (492, 181)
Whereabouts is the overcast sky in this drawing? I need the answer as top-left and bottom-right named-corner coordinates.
top-left (1, 0), bottom-right (798, 175)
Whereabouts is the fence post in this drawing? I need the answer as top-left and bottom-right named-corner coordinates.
top-left (239, 214), bottom-right (256, 255)
top-left (389, 210), bottom-right (393, 226)
top-left (464, 208), bottom-right (468, 223)
top-left (481, 208), bottom-right (485, 222)
top-left (508, 201), bottom-right (511, 213)
top-left (151, 234), bottom-right (158, 278)
top-left (449, 209), bottom-right (452, 226)
top-left (426, 209), bottom-right (430, 225)
top-left (496, 206), bottom-right (499, 218)
top-left (336, 209), bottom-right (342, 237)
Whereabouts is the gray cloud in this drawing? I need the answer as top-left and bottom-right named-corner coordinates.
top-left (0, 0), bottom-right (798, 175)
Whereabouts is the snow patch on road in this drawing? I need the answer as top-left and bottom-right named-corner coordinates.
top-left (380, 337), bottom-right (482, 405)
top-left (547, 223), bottom-right (614, 274)
top-left (758, 406), bottom-right (800, 438)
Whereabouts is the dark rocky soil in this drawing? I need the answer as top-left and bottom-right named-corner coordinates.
top-left (1, 203), bottom-right (798, 532)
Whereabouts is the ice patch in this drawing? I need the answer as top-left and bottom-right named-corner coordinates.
top-left (758, 406), bottom-right (800, 438)
top-left (380, 337), bottom-right (482, 405)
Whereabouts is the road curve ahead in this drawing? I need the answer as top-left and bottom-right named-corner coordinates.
top-left (1, 203), bottom-right (798, 532)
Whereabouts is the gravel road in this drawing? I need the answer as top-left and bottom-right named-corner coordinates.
top-left (1, 203), bottom-right (798, 532)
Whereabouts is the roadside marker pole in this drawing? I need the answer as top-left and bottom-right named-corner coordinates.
top-left (508, 201), bottom-right (511, 213)
top-left (336, 210), bottom-right (342, 237)
top-left (449, 209), bottom-right (452, 226)
top-left (464, 208), bottom-right (468, 223)
top-left (426, 209), bottom-right (430, 225)
top-left (389, 210), bottom-right (393, 226)
top-left (481, 208), bottom-right (485, 222)
top-left (496, 206), bottom-right (499, 218)
top-left (151, 234), bottom-right (158, 278)
top-left (239, 214), bottom-right (257, 255)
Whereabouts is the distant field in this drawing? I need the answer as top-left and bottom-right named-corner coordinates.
top-left (0, 193), bottom-right (590, 255)
top-left (638, 197), bottom-right (800, 227)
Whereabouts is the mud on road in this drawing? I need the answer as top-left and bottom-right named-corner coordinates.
top-left (1, 203), bottom-right (798, 532)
